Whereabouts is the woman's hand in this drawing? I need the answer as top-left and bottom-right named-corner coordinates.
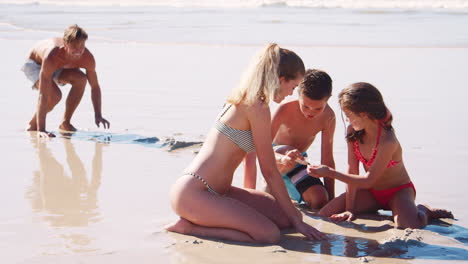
top-left (330, 211), bottom-right (356, 222)
top-left (294, 221), bottom-right (328, 240)
top-left (307, 164), bottom-right (332, 178)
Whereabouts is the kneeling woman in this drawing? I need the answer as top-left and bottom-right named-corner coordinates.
top-left (166, 44), bottom-right (326, 243)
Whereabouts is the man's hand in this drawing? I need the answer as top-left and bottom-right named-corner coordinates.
top-left (38, 131), bottom-right (56, 138)
top-left (95, 116), bottom-right (110, 129)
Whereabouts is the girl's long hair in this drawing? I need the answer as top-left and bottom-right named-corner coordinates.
top-left (339, 82), bottom-right (393, 143)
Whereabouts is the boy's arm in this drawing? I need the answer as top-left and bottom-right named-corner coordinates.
top-left (243, 151), bottom-right (257, 189)
top-left (321, 114), bottom-right (336, 199)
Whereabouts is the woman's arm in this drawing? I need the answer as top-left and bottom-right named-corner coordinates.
top-left (243, 152), bottom-right (257, 189)
top-left (247, 101), bottom-right (326, 240)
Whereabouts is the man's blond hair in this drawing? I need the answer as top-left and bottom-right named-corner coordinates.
top-left (63, 24), bottom-right (88, 43)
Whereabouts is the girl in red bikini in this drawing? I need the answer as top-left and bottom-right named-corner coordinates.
top-left (307, 82), bottom-right (453, 229)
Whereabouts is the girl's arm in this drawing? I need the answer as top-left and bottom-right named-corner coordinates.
top-left (321, 113), bottom-right (336, 199)
top-left (308, 137), bottom-right (397, 189)
top-left (247, 101), bottom-right (326, 240)
top-left (330, 140), bottom-right (360, 222)
top-left (345, 139), bottom-right (360, 213)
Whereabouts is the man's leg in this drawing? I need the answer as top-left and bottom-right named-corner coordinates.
top-left (56, 69), bottom-right (87, 131)
top-left (28, 82), bottom-right (62, 131)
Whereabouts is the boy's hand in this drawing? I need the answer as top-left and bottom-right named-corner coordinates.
top-left (277, 149), bottom-right (303, 170)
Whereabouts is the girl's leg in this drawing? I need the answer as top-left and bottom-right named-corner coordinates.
top-left (318, 192), bottom-right (345, 217)
top-left (319, 189), bottom-right (380, 217)
top-left (225, 186), bottom-right (291, 228)
top-left (388, 187), bottom-right (424, 229)
top-left (390, 188), bottom-right (454, 229)
top-left (167, 181), bottom-right (281, 243)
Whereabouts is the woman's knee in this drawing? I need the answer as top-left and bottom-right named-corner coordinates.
top-left (251, 224), bottom-right (281, 244)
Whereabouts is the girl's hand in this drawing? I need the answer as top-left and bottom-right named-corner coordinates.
top-left (330, 211), bottom-right (355, 222)
top-left (307, 164), bottom-right (331, 178)
top-left (294, 221), bottom-right (328, 240)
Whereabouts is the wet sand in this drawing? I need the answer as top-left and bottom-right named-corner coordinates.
top-left (2, 39), bottom-right (468, 263)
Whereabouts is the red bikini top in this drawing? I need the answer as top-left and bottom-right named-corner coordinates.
top-left (353, 125), bottom-right (400, 168)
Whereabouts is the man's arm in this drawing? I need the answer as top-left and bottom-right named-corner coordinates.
top-left (85, 54), bottom-right (110, 129)
top-left (321, 113), bottom-right (336, 199)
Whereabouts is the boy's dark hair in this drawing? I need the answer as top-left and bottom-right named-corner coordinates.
top-left (298, 69), bottom-right (332, 100)
top-left (63, 24), bottom-right (88, 43)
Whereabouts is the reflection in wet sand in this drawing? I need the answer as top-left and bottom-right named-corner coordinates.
top-left (25, 137), bottom-right (104, 252)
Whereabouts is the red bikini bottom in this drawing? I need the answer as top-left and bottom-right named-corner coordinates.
top-left (370, 182), bottom-right (416, 210)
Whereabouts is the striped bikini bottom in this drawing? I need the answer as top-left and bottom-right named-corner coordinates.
top-left (184, 172), bottom-right (220, 195)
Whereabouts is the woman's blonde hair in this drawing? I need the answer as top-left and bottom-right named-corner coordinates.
top-left (227, 43), bottom-right (304, 106)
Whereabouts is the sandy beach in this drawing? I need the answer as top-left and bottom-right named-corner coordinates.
top-left (2, 1), bottom-right (468, 263)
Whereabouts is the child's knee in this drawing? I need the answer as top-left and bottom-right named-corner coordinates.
top-left (303, 186), bottom-right (329, 210)
top-left (394, 214), bottom-right (424, 229)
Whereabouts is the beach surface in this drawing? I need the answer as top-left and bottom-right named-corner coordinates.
top-left (1, 1), bottom-right (468, 263)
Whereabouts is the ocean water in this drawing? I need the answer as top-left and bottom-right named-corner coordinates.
top-left (1, 0), bottom-right (468, 47)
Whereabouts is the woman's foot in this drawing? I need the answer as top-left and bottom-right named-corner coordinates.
top-left (417, 204), bottom-right (454, 219)
top-left (165, 217), bottom-right (194, 234)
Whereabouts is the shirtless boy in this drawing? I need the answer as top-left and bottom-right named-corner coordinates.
top-left (22, 24), bottom-right (110, 137)
top-left (245, 69), bottom-right (336, 209)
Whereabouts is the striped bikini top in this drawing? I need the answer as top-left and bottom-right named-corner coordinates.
top-left (215, 104), bottom-right (255, 153)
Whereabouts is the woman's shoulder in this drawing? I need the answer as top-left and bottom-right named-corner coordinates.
top-left (244, 99), bottom-right (271, 113)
